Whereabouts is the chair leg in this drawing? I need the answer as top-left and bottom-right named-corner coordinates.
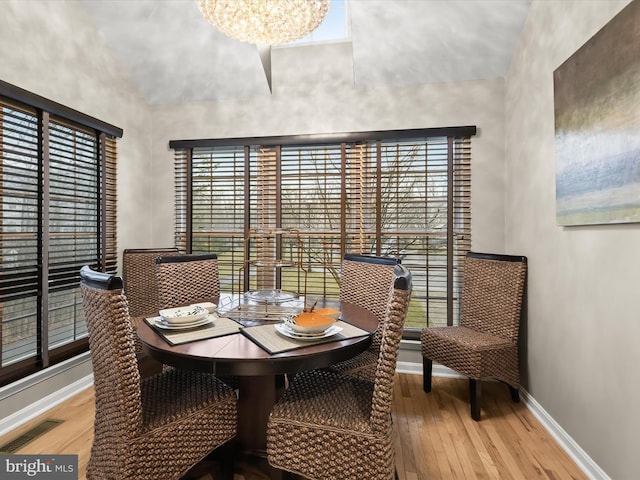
top-left (469, 378), bottom-right (481, 421)
top-left (509, 384), bottom-right (520, 403)
top-left (215, 457), bottom-right (235, 480)
top-left (268, 466), bottom-right (299, 480)
top-left (422, 357), bottom-right (433, 392)
top-left (203, 440), bottom-right (235, 480)
top-left (268, 468), bottom-right (282, 480)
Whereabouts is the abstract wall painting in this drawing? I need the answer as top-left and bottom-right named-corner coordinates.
top-left (553, 0), bottom-right (640, 226)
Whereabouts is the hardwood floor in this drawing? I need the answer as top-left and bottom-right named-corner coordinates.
top-left (392, 375), bottom-right (585, 480)
top-left (0, 374), bottom-right (586, 479)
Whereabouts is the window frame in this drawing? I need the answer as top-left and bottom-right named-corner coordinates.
top-left (0, 80), bottom-right (122, 387)
top-left (171, 126), bottom-right (474, 339)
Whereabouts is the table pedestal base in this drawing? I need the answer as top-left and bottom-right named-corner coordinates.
top-left (237, 374), bottom-right (286, 454)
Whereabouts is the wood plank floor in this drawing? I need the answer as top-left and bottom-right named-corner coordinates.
top-left (0, 374), bottom-right (586, 479)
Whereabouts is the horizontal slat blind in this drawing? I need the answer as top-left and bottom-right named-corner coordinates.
top-left (47, 118), bottom-right (98, 348)
top-left (0, 102), bottom-right (39, 366)
top-left (191, 146), bottom-right (246, 292)
top-left (173, 128), bottom-right (472, 336)
top-left (48, 119), bottom-right (98, 290)
top-left (280, 144), bottom-right (343, 296)
top-left (174, 148), bottom-right (189, 253)
top-left (0, 103), bottom-right (39, 301)
top-left (103, 135), bottom-right (118, 273)
top-left (452, 137), bottom-right (472, 324)
top-left (379, 138), bottom-right (452, 329)
top-left (344, 141), bottom-right (376, 255)
top-left (252, 147), bottom-right (279, 292)
top-left (0, 91), bottom-right (119, 385)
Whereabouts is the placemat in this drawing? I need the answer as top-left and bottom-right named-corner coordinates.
top-left (144, 315), bottom-right (242, 346)
top-left (241, 320), bottom-right (370, 354)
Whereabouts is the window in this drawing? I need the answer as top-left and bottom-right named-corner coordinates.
top-left (285, 0), bottom-right (349, 46)
top-left (0, 81), bottom-right (121, 386)
top-left (171, 127), bottom-right (474, 338)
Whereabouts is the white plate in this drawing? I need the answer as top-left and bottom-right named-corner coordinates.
top-left (275, 323), bottom-right (342, 341)
top-left (159, 305), bottom-right (209, 325)
top-left (278, 322), bottom-right (331, 337)
top-left (281, 314), bottom-right (336, 334)
top-left (154, 317), bottom-right (213, 330)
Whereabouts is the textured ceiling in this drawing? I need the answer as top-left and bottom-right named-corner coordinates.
top-left (80, 0), bottom-right (531, 106)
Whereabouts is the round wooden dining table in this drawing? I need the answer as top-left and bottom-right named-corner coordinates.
top-left (137, 295), bottom-right (376, 461)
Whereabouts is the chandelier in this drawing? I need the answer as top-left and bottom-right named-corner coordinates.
top-left (198, 0), bottom-right (330, 46)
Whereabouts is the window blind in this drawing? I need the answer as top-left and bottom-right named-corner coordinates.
top-left (171, 127), bottom-right (474, 337)
top-left (0, 103), bottom-right (40, 372)
top-left (280, 143), bottom-right (345, 296)
top-left (0, 81), bottom-right (120, 386)
top-left (175, 146), bottom-right (248, 292)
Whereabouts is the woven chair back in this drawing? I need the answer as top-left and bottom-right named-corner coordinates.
top-left (122, 248), bottom-right (179, 317)
top-left (155, 254), bottom-right (220, 308)
top-left (340, 254), bottom-right (398, 350)
top-left (460, 253), bottom-right (527, 342)
top-left (80, 267), bottom-right (143, 441)
top-left (370, 265), bottom-right (412, 434)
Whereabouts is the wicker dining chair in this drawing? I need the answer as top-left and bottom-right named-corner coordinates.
top-left (80, 266), bottom-right (237, 480)
top-left (267, 264), bottom-right (412, 480)
top-left (155, 253), bottom-right (239, 389)
top-left (325, 254), bottom-right (399, 382)
top-left (421, 252), bottom-right (527, 421)
top-left (123, 248), bottom-right (180, 374)
top-left (155, 253), bottom-right (220, 309)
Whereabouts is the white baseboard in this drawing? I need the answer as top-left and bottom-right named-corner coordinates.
top-left (397, 360), bottom-right (423, 375)
top-left (0, 353), bottom-right (94, 438)
top-left (396, 361), bottom-right (464, 378)
top-left (519, 388), bottom-right (610, 480)
top-left (0, 374), bottom-right (94, 438)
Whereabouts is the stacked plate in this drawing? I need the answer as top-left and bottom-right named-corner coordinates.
top-left (277, 311), bottom-right (342, 340)
top-left (155, 304), bottom-right (213, 330)
top-left (275, 322), bottom-right (342, 341)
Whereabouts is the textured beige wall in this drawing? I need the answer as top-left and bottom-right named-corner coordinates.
top-left (505, 1), bottom-right (639, 477)
top-left (0, 0), bottom-right (154, 269)
top-left (151, 42), bottom-right (507, 253)
top-left (5, 2), bottom-right (637, 476)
